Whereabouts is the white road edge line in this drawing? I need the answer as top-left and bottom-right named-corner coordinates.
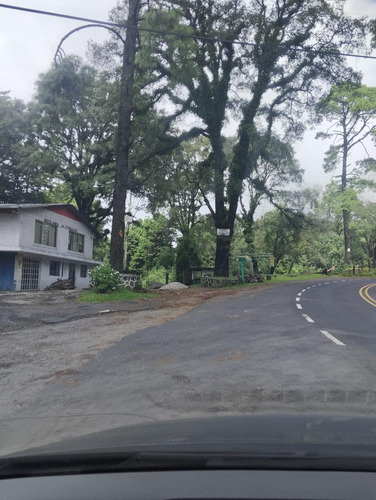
top-left (302, 289), bottom-right (306, 292)
top-left (320, 330), bottom-right (345, 346)
top-left (325, 282), bottom-right (330, 284)
top-left (318, 283), bottom-right (322, 286)
top-left (297, 293), bottom-right (302, 296)
top-left (296, 304), bottom-right (303, 310)
top-left (312, 285), bottom-right (316, 287)
top-left (302, 314), bottom-right (314, 323)
top-left (296, 297), bottom-right (300, 302)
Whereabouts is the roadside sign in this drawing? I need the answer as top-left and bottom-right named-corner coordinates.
top-left (217, 228), bottom-right (230, 236)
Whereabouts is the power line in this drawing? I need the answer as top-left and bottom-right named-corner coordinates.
top-left (1, 2), bottom-right (376, 60)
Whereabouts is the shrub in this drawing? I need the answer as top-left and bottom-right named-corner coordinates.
top-left (143, 266), bottom-right (175, 287)
top-left (89, 264), bottom-right (122, 293)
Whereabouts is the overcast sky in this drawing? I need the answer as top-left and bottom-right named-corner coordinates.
top-left (0, 0), bottom-right (376, 192)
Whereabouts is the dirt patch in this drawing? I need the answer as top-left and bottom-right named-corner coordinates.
top-left (151, 286), bottom-right (244, 308)
top-left (0, 286), bottom-right (244, 334)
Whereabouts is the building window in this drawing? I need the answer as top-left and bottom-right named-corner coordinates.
top-left (68, 231), bottom-right (84, 253)
top-left (49, 260), bottom-right (61, 276)
top-left (34, 220), bottom-right (57, 247)
top-left (80, 265), bottom-right (87, 278)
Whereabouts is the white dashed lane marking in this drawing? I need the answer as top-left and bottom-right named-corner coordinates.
top-left (295, 280), bottom-right (346, 346)
top-left (302, 314), bottom-right (315, 323)
top-left (320, 330), bottom-right (345, 346)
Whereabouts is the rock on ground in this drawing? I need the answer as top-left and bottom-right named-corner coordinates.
top-left (160, 282), bottom-right (188, 290)
top-left (148, 282), bottom-right (164, 290)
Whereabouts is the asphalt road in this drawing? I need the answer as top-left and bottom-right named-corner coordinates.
top-left (2, 277), bottom-right (376, 454)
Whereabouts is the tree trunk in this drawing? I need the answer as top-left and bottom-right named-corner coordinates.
top-left (214, 236), bottom-right (230, 277)
top-left (343, 208), bottom-right (351, 265)
top-left (372, 243), bottom-right (376, 268)
top-left (341, 120), bottom-right (350, 266)
top-left (110, 0), bottom-right (140, 271)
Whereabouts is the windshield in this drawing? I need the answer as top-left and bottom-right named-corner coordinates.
top-left (0, 0), bottom-right (376, 458)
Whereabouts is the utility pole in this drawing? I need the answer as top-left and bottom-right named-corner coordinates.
top-left (110, 0), bottom-right (141, 271)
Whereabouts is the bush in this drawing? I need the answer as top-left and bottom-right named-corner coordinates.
top-left (89, 264), bottom-right (122, 293)
top-left (143, 266), bottom-right (175, 288)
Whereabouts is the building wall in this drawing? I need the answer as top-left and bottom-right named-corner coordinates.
top-left (0, 212), bottom-right (21, 250)
top-left (13, 253), bottom-right (94, 291)
top-left (1, 207), bottom-right (99, 291)
top-left (18, 208), bottom-right (95, 261)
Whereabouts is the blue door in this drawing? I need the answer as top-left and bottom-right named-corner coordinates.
top-left (0, 252), bottom-right (16, 291)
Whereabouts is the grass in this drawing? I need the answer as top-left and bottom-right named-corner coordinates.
top-left (271, 273), bottom-right (331, 282)
top-left (244, 272), bottom-right (376, 285)
top-left (194, 271), bottom-right (376, 290)
top-left (77, 288), bottom-right (155, 303)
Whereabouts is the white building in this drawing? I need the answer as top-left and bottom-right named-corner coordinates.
top-left (0, 204), bottom-right (101, 291)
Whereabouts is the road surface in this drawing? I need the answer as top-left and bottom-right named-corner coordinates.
top-left (1, 277), bottom-right (376, 455)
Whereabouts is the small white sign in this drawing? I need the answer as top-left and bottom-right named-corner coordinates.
top-left (217, 228), bottom-right (230, 236)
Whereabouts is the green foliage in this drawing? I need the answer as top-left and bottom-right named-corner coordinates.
top-left (253, 209), bottom-right (307, 272)
top-left (143, 266), bottom-right (175, 287)
top-left (0, 92), bottom-right (47, 203)
top-left (191, 215), bottom-right (216, 268)
top-left (317, 82), bottom-right (376, 118)
top-left (28, 57), bottom-right (117, 228)
top-left (316, 80), bottom-right (376, 264)
top-left (89, 0), bottom-right (369, 276)
top-left (175, 235), bottom-right (201, 284)
top-left (145, 137), bottom-right (212, 236)
top-left (316, 82), bottom-right (376, 180)
top-left (322, 181), bottom-right (360, 216)
top-left (93, 236), bottom-right (110, 263)
top-left (127, 216), bottom-right (175, 272)
top-left (89, 263), bottom-right (122, 293)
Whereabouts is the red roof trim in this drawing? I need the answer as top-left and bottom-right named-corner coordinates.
top-left (47, 206), bottom-right (82, 222)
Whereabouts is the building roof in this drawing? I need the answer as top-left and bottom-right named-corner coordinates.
top-left (0, 203), bottom-right (101, 238)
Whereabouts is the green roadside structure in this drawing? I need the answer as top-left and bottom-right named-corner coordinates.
top-left (237, 254), bottom-right (275, 282)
